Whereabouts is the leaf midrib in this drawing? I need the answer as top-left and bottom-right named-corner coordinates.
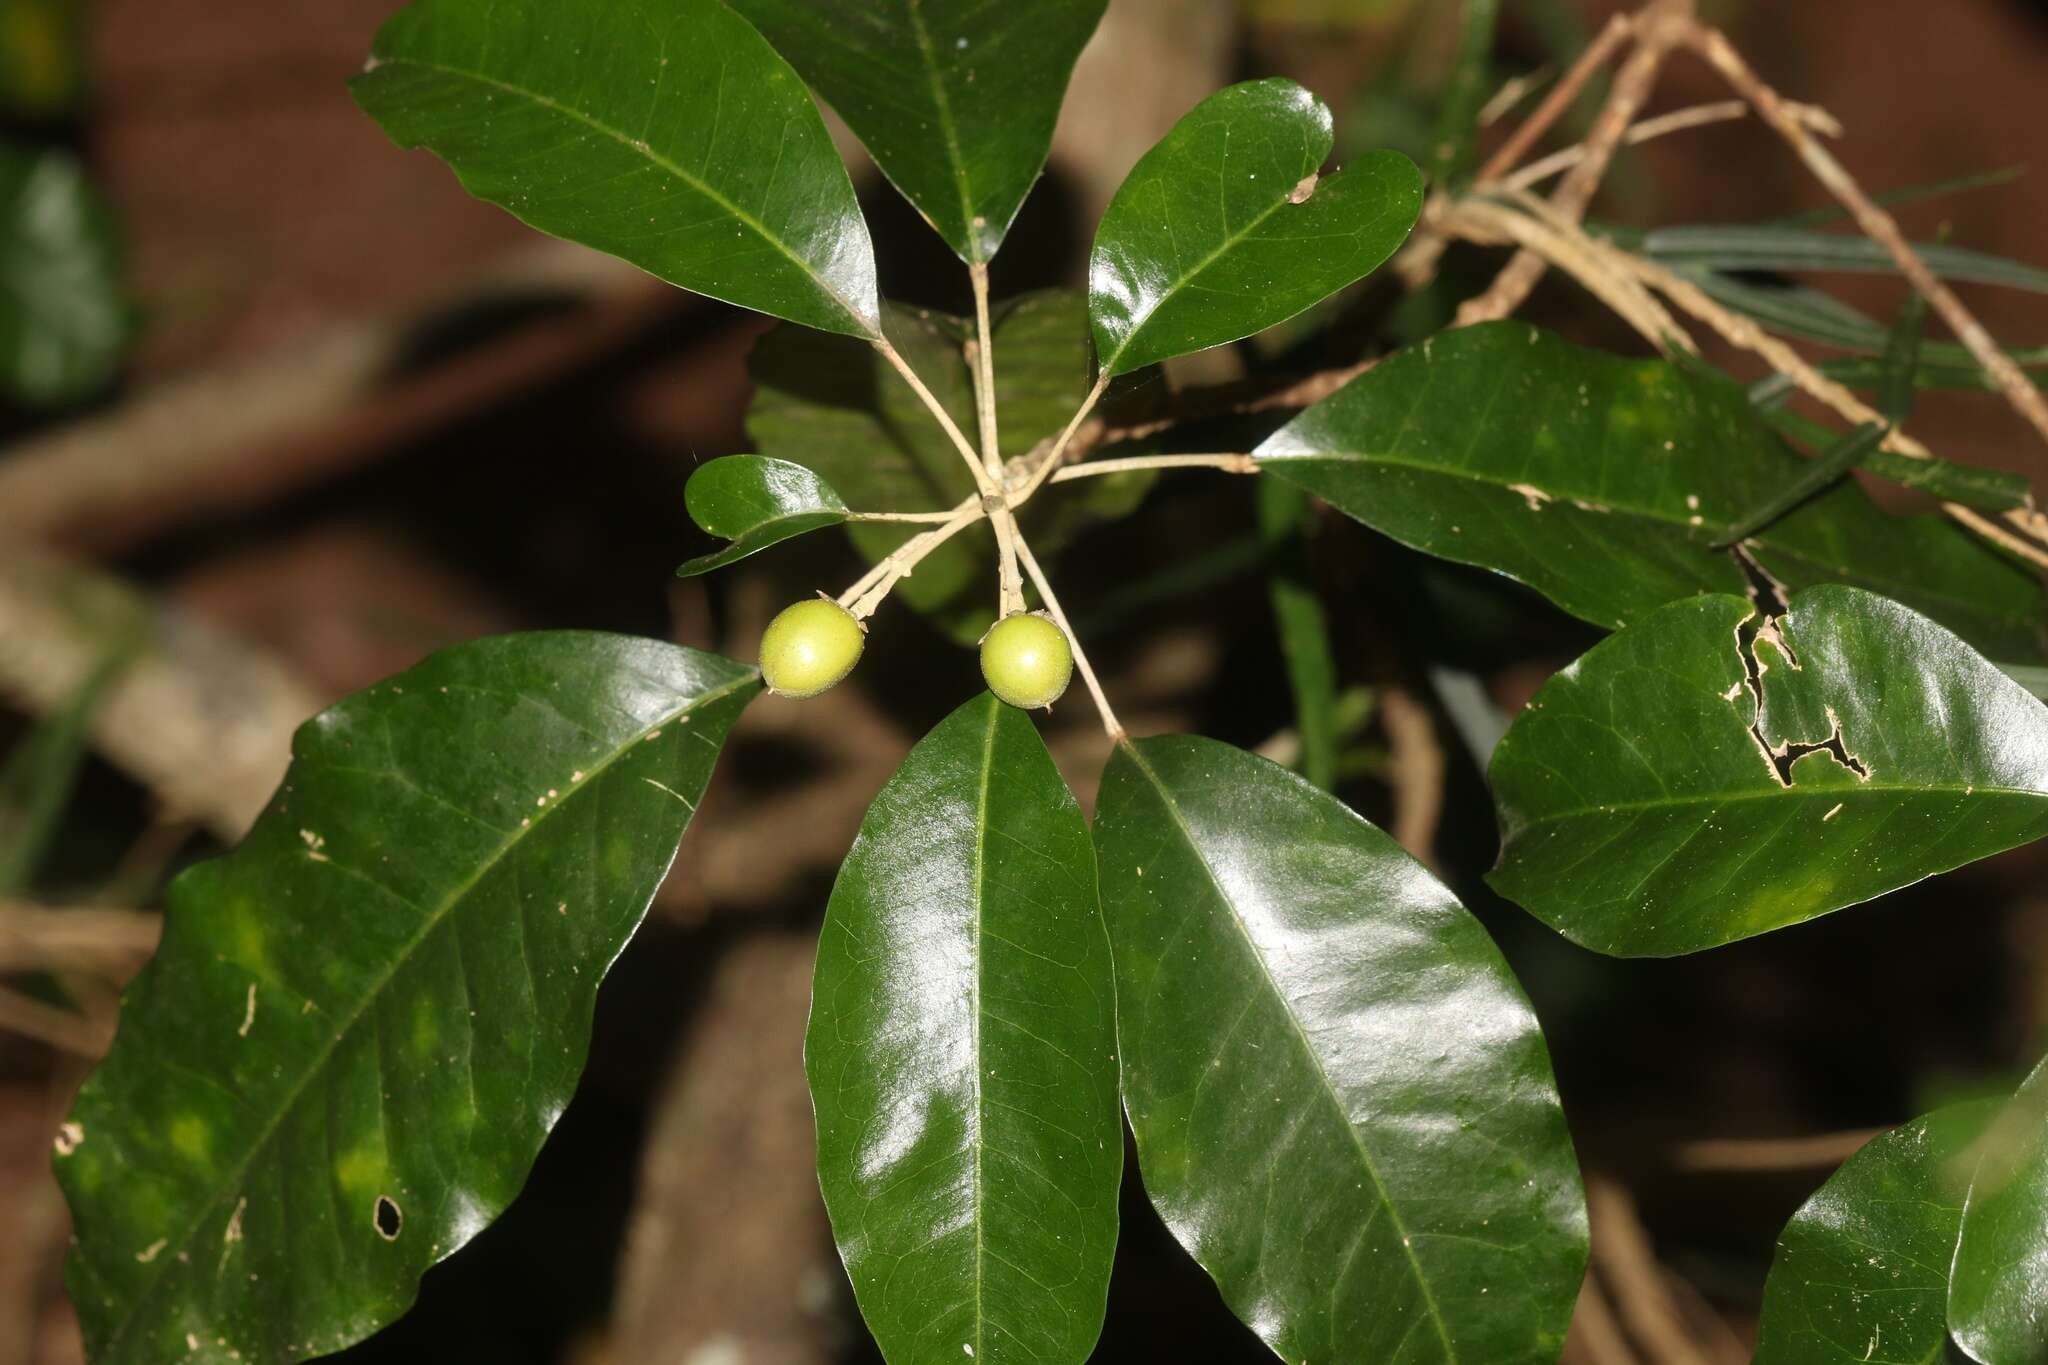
top-left (903, 0), bottom-right (983, 263)
top-left (969, 696), bottom-right (998, 1363)
top-left (1263, 447), bottom-right (1722, 539)
top-left (1264, 450), bottom-right (2031, 632)
top-left (369, 55), bottom-right (878, 338)
top-left (1513, 780), bottom-right (2048, 827)
top-left (101, 669), bottom-right (757, 1356)
top-left (1099, 144), bottom-right (1330, 376)
top-left (1120, 741), bottom-right (1460, 1362)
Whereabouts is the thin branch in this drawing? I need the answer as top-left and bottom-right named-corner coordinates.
top-left (0, 903), bottom-right (161, 975)
top-left (1669, 1127), bottom-right (1883, 1173)
top-left (1380, 687), bottom-right (1446, 866)
top-left (0, 543), bottom-right (321, 839)
top-left (1688, 24), bottom-right (2048, 453)
top-left (1012, 536), bottom-right (1124, 741)
top-left (1458, 0), bottom-right (1694, 327)
top-left (847, 509), bottom-right (974, 524)
top-left (1474, 11), bottom-right (1635, 184)
top-left (1478, 66), bottom-right (1551, 129)
top-left (0, 241), bottom-right (665, 553)
top-left (1609, 246), bottom-right (2048, 568)
top-left (1564, 1274), bottom-right (1641, 1365)
top-left (1587, 1179), bottom-right (1720, 1365)
top-left (1503, 100), bottom-right (1748, 192)
top-left (968, 264), bottom-right (1003, 481)
top-left (1049, 453), bottom-right (1259, 482)
top-left (967, 266), bottom-right (1028, 616)
top-left (1088, 357), bottom-right (1384, 452)
top-left (1012, 372), bottom-right (1114, 505)
top-left (838, 498), bottom-right (987, 620)
top-left (1454, 195), bottom-right (1697, 354)
top-left (0, 982), bottom-right (111, 1056)
top-left (875, 337), bottom-right (996, 497)
top-left (988, 504), bottom-right (1028, 618)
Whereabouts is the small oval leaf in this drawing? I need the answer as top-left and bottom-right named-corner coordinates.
top-left (676, 455), bottom-right (849, 577)
top-left (352, 0), bottom-right (881, 338)
top-left (808, 694), bottom-right (1121, 1365)
top-left (58, 634), bottom-right (758, 1363)
top-left (1950, 1053), bottom-right (2048, 1363)
top-left (1755, 1102), bottom-right (1994, 1365)
top-left (725, 0), bottom-right (1107, 264)
top-left (1088, 79), bottom-right (1422, 377)
top-left (1095, 735), bottom-right (1586, 1363)
top-left (1490, 586), bottom-right (2048, 957)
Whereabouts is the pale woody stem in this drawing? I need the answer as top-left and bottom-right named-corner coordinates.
top-left (968, 265), bottom-right (1028, 618)
top-left (1049, 453), bottom-right (1258, 483)
top-left (1013, 535), bottom-right (1124, 742)
top-left (874, 336), bottom-right (995, 498)
top-left (837, 497), bottom-right (985, 618)
top-left (1014, 372), bottom-right (1112, 504)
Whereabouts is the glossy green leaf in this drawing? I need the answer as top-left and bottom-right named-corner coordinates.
top-left (1489, 586), bottom-right (2048, 957)
top-left (1951, 1053), bottom-right (2048, 1363)
top-left (352, 0), bottom-right (880, 338)
top-left (59, 634), bottom-right (758, 1363)
top-left (0, 141), bottom-right (128, 405)
top-left (808, 693), bottom-right (1120, 1365)
top-left (1256, 322), bottom-right (2045, 662)
top-left (1095, 735), bottom-right (1586, 1362)
top-left (748, 289), bottom-right (1130, 643)
top-left (676, 454), bottom-right (849, 577)
top-left (1089, 79), bottom-right (1423, 376)
top-left (1755, 1102), bottom-right (1993, 1365)
top-left (725, 0), bottom-right (1105, 264)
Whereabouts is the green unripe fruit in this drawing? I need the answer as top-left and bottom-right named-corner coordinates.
top-left (980, 612), bottom-right (1074, 710)
top-left (759, 598), bottom-right (866, 699)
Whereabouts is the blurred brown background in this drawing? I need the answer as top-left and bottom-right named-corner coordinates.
top-left (1, 0), bottom-right (2046, 1361)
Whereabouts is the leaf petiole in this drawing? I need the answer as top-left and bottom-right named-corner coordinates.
top-left (1048, 453), bottom-right (1259, 483)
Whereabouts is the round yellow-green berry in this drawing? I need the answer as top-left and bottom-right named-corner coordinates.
top-left (980, 612), bottom-right (1074, 710)
top-left (759, 598), bottom-right (865, 699)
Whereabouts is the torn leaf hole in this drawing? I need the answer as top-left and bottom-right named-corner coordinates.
top-left (1773, 728), bottom-right (1870, 785)
top-left (1734, 612), bottom-right (1871, 787)
top-left (374, 1196), bottom-right (402, 1241)
top-left (1728, 542), bottom-right (1788, 617)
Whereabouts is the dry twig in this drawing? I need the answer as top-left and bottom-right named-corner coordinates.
top-left (1403, 0), bottom-right (2048, 573)
top-left (1686, 25), bottom-right (2048, 453)
top-left (1379, 687), bottom-right (1445, 865)
top-left (0, 544), bottom-right (321, 839)
top-left (0, 905), bottom-right (160, 976)
top-left (0, 242), bottom-right (666, 552)
top-left (1669, 1127), bottom-right (1883, 1173)
top-left (1587, 1179), bottom-right (1722, 1365)
top-left (1457, 0), bottom-right (1697, 327)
